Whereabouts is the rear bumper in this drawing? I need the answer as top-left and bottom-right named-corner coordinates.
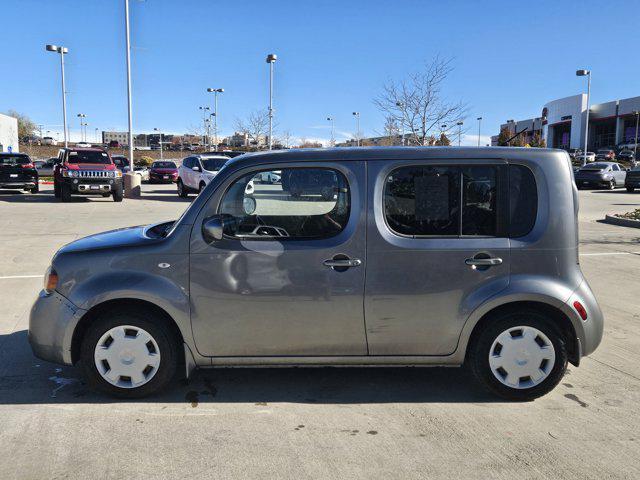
top-left (567, 279), bottom-right (604, 358)
top-left (28, 290), bottom-right (86, 365)
top-left (0, 181), bottom-right (36, 189)
top-left (575, 179), bottom-right (610, 188)
top-left (625, 178), bottom-right (640, 188)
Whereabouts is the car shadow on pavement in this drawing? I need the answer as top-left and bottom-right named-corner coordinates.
top-left (0, 190), bottom-right (93, 203)
top-left (0, 330), bottom-right (500, 404)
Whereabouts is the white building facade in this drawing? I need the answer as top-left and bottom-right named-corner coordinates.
top-left (0, 113), bottom-right (19, 153)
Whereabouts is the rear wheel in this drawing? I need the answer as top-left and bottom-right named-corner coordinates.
top-left (79, 308), bottom-right (178, 398)
top-left (608, 179), bottom-right (616, 190)
top-left (469, 310), bottom-right (567, 401)
top-left (30, 183), bottom-right (39, 194)
top-left (627, 186), bottom-right (635, 193)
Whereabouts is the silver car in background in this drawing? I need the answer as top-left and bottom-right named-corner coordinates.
top-left (574, 161), bottom-right (626, 189)
top-left (29, 147), bottom-right (603, 401)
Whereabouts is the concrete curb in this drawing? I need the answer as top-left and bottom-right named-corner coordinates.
top-left (604, 214), bottom-right (640, 229)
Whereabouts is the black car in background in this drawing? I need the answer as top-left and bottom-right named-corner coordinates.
top-left (0, 153), bottom-right (39, 193)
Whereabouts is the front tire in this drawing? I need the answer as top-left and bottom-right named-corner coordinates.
top-left (30, 183), bottom-right (39, 194)
top-left (60, 184), bottom-right (72, 202)
top-left (79, 308), bottom-right (178, 398)
top-left (112, 186), bottom-right (123, 202)
top-left (627, 186), bottom-right (635, 193)
top-left (177, 179), bottom-right (188, 198)
top-left (608, 179), bottom-right (616, 190)
top-left (469, 310), bottom-right (568, 401)
top-left (198, 181), bottom-right (206, 194)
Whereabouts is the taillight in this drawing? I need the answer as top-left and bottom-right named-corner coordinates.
top-left (22, 163), bottom-right (34, 169)
top-left (573, 301), bottom-right (588, 321)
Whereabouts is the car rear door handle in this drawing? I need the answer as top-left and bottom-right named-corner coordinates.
top-left (323, 258), bottom-right (362, 268)
top-left (465, 257), bottom-right (503, 267)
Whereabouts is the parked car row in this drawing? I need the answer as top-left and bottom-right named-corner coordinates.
top-left (573, 161), bottom-right (640, 192)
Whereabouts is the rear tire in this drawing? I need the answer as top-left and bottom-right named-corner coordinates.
top-left (608, 179), bottom-right (616, 190)
top-left (60, 184), bottom-right (72, 202)
top-left (30, 183), bottom-right (39, 194)
top-left (627, 186), bottom-right (635, 193)
top-left (469, 310), bottom-right (568, 401)
top-left (79, 308), bottom-right (178, 398)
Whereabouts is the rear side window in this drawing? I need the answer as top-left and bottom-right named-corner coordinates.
top-left (219, 168), bottom-right (350, 239)
top-left (384, 165), bottom-right (498, 237)
top-left (508, 165), bottom-right (537, 237)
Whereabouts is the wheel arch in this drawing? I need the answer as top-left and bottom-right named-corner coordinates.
top-left (70, 298), bottom-right (184, 365)
top-left (463, 300), bottom-right (580, 366)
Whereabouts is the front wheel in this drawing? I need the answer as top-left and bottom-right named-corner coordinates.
top-left (60, 184), bottom-right (72, 202)
top-left (54, 182), bottom-right (61, 198)
top-left (198, 182), bottom-right (206, 194)
top-left (627, 186), bottom-right (635, 193)
top-left (79, 309), bottom-right (178, 398)
top-left (177, 179), bottom-right (188, 198)
top-left (30, 183), bottom-right (39, 194)
top-left (469, 310), bottom-right (567, 401)
top-left (112, 187), bottom-right (123, 202)
top-left (608, 179), bottom-right (616, 190)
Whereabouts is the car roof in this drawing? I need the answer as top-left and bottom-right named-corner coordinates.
top-left (222, 146), bottom-right (570, 169)
top-left (62, 147), bottom-right (106, 152)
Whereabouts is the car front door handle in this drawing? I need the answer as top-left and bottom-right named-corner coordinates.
top-left (465, 257), bottom-right (503, 267)
top-left (323, 258), bottom-right (362, 268)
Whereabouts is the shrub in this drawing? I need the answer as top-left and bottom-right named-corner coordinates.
top-left (136, 156), bottom-right (153, 167)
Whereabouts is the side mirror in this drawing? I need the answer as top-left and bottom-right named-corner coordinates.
top-left (202, 214), bottom-right (234, 242)
top-left (192, 166), bottom-right (200, 172)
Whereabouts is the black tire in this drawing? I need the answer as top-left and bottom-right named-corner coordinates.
top-left (177, 179), bottom-right (188, 198)
top-left (626, 186), bottom-right (635, 193)
top-left (30, 183), bottom-right (39, 194)
top-left (608, 179), bottom-right (616, 190)
top-left (468, 310), bottom-right (568, 401)
top-left (54, 182), bottom-right (61, 198)
top-left (60, 183), bottom-right (72, 202)
top-left (112, 186), bottom-right (123, 202)
top-left (79, 308), bottom-right (178, 398)
top-left (198, 182), bottom-right (206, 194)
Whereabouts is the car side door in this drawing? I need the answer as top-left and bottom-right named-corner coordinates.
top-left (181, 157), bottom-right (194, 188)
top-left (612, 163), bottom-right (626, 183)
top-left (188, 161), bottom-right (368, 357)
top-left (364, 160), bottom-right (511, 356)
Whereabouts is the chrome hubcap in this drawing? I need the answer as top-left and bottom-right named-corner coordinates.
top-left (488, 326), bottom-right (555, 389)
top-left (94, 325), bottom-right (161, 389)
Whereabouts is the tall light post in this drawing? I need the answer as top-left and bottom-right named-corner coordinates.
top-left (476, 117), bottom-right (483, 146)
top-left (633, 110), bottom-right (640, 161)
top-left (45, 44), bottom-right (69, 147)
top-left (206, 88), bottom-right (224, 151)
top-left (95, 127), bottom-right (99, 143)
top-left (440, 124), bottom-right (447, 145)
top-left (456, 121), bottom-right (464, 146)
top-left (77, 114), bottom-right (86, 142)
top-left (576, 69), bottom-right (591, 166)
top-left (199, 106), bottom-right (210, 148)
top-left (352, 112), bottom-right (360, 146)
top-left (154, 127), bottom-right (163, 160)
top-left (124, 0), bottom-right (134, 166)
top-left (266, 54), bottom-right (277, 150)
top-left (326, 117), bottom-right (335, 146)
top-left (396, 101), bottom-right (406, 146)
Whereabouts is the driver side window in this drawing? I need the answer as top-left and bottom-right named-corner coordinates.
top-left (219, 167), bottom-right (350, 239)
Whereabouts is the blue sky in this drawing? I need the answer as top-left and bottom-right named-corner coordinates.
top-left (3, 0), bottom-right (640, 145)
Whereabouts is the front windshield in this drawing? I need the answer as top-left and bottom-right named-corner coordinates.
top-left (152, 161), bottom-right (176, 168)
top-left (201, 158), bottom-right (228, 171)
top-left (68, 151), bottom-right (111, 164)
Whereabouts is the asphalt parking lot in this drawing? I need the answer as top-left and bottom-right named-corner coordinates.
top-left (0, 183), bottom-right (638, 480)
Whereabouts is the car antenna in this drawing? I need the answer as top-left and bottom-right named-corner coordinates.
top-left (503, 127), bottom-right (529, 146)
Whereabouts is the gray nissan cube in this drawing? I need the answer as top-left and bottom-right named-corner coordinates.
top-left (29, 147), bottom-right (603, 400)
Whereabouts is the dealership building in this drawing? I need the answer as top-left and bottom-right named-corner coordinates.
top-left (0, 113), bottom-right (19, 153)
top-left (493, 94), bottom-right (640, 151)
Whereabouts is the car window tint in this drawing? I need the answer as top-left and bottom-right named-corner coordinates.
top-left (384, 166), bottom-right (460, 236)
top-left (509, 165), bottom-right (537, 237)
top-left (462, 166), bottom-right (497, 236)
top-left (219, 168), bottom-right (350, 239)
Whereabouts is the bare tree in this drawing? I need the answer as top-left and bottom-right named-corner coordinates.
top-left (235, 110), bottom-right (271, 148)
top-left (380, 115), bottom-right (401, 146)
top-left (374, 57), bottom-right (467, 146)
top-left (278, 130), bottom-right (293, 148)
top-left (6, 110), bottom-right (37, 141)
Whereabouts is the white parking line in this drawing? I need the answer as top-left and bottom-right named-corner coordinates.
top-left (0, 275), bottom-right (43, 280)
top-left (580, 252), bottom-right (640, 256)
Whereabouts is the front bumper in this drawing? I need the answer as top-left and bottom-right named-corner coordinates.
top-left (61, 177), bottom-right (123, 194)
top-left (28, 290), bottom-right (86, 365)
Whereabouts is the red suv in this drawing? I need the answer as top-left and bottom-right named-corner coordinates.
top-left (53, 148), bottom-right (123, 202)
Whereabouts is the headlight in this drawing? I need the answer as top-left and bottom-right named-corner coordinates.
top-left (114, 170), bottom-right (122, 178)
top-left (43, 266), bottom-right (58, 295)
top-left (62, 170), bottom-right (77, 177)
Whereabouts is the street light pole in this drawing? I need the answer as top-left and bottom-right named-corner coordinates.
top-left (154, 128), bottom-right (163, 160)
top-left (457, 121), bottom-right (464, 146)
top-left (477, 117), bottom-right (483, 147)
top-left (576, 69), bottom-right (591, 166)
top-left (199, 106), bottom-right (210, 149)
top-left (77, 114), bottom-right (86, 142)
top-left (124, 0), bottom-right (134, 165)
top-left (326, 117), bottom-right (335, 147)
top-left (45, 44), bottom-right (69, 147)
top-left (352, 112), bottom-right (360, 146)
top-left (266, 54), bottom-right (277, 150)
top-left (207, 88), bottom-right (224, 151)
top-left (633, 110), bottom-right (639, 161)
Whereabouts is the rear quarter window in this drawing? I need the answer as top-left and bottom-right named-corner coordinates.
top-left (508, 164), bottom-right (537, 237)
